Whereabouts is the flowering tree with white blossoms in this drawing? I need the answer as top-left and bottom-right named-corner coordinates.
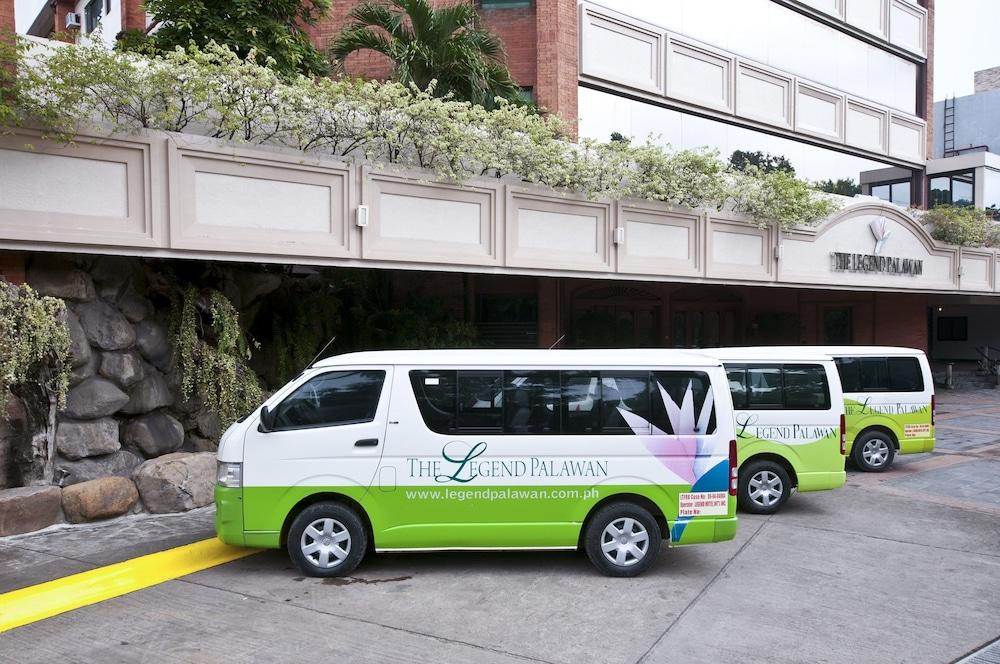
top-left (5, 38), bottom-right (838, 230)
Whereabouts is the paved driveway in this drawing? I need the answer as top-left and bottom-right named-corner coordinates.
top-left (3, 388), bottom-right (1000, 664)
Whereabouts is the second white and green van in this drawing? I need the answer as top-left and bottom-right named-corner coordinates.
top-left (215, 349), bottom-right (739, 577)
top-left (701, 348), bottom-right (846, 514)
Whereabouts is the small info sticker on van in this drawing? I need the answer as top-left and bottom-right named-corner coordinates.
top-left (678, 492), bottom-right (728, 517)
top-left (904, 423), bottom-right (931, 438)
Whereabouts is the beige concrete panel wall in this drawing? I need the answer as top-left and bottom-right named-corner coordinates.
top-left (705, 218), bottom-right (774, 281)
top-left (362, 173), bottom-right (500, 267)
top-left (958, 250), bottom-right (993, 293)
top-left (578, 4), bottom-right (663, 95)
top-left (844, 0), bottom-right (889, 40)
top-left (615, 204), bottom-right (701, 277)
top-left (167, 140), bottom-right (355, 259)
top-left (794, 82), bottom-right (845, 142)
top-left (889, 113), bottom-right (926, 162)
top-left (889, 0), bottom-right (927, 56)
top-left (666, 38), bottom-right (734, 114)
top-left (506, 190), bottom-right (611, 273)
top-left (0, 130), bottom-right (161, 248)
top-left (846, 100), bottom-right (889, 155)
top-left (735, 62), bottom-right (794, 130)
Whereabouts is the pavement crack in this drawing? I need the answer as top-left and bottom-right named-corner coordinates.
top-left (777, 520), bottom-right (1000, 560)
top-left (634, 517), bottom-right (771, 664)
top-left (176, 577), bottom-right (562, 664)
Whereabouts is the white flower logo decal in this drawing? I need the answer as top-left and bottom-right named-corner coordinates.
top-left (869, 217), bottom-right (892, 255)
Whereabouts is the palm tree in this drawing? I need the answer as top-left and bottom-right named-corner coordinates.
top-left (328, 0), bottom-right (525, 109)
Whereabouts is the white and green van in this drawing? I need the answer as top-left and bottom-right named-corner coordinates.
top-left (700, 348), bottom-right (846, 514)
top-left (215, 349), bottom-right (739, 577)
top-left (825, 346), bottom-right (935, 471)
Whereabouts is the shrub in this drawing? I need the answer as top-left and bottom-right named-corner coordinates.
top-left (925, 205), bottom-right (1000, 248)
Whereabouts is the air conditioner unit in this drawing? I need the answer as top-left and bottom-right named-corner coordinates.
top-left (65, 12), bottom-right (82, 29)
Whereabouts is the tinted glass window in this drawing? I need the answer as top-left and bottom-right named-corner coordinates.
top-left (835, 357), bottom-right (861, 393)
top-left (602, 373), bottom-right (650, 434)
top-left (562, 371), bottom-right (600, 434)
top-left (783, 365), bottom-right (831, 410)
top-left (456, 372), bottom-right (503, 430)
top-left (503, 371), bottom-right (560, 434)
top-left (273, 370), bottom-right (385, 429)
top-left (651, 371), bottom-right (717, 435)
top-left (860, 358), bottom-right (889, 390)
top-left (410, 370), bottom-right (456, 434)
top-left (748, 367), bottom-right (783, 407)
top-left (726, 368), bottom-right (748, 409)
top-left (888, 357), bottom-right (924, 392)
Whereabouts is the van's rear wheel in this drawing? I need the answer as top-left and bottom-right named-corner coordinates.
top-left (853, 431), bottom-right (895, 472)
top-left (738, 460), bottom-right (791, 514)
top-left (583, 503), bottom-right (661, 577)
top-left (287, 502), bottom-right (367, 577)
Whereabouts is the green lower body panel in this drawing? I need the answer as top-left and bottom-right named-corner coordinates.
top-left (220, 482), bottom-right (738, 550)
top-left (899, 436), bottom-right (935, 454)
top-left (796, 470), bottom-right (847, 492)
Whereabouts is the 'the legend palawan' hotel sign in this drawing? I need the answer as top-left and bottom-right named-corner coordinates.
top-left (829, 217), bottom-right (923, 276)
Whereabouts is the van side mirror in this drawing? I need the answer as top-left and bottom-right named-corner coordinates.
top-left (258, 405), bottom-right (276, 433)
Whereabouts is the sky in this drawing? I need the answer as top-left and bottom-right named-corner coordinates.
top-left (934, 0), bottom-right (1000, 101)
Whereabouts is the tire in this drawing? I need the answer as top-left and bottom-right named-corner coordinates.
top-left (583, 502), bottom-right (661, 577)
top-left (738, 460), bottom-right (792, 514)
top-left (852, 430), bottom-right (896, 472)
top-left (286, 502), bottom-right (367, 577)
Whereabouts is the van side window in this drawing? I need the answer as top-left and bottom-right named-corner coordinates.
top-left (561, 371), bottom-right (600, 434)
top-left (650, 371), bottom-right (717, 435)
top-left (834, 356), bottom-right (924, 393)
top-left (723, 363), bottom-right (830, 410)
top-left (783, 365), bottom-right (831, 409)
top-left (409, 371), bottom-right (456, 434)
top-left (504, 371), bottom-right (560, 434)
top-left (602, 373), bottom-right (651, 434)
top-left (272, 370), bottom-right (386, 430)
top-left (748, 367), bottom-right (783, 408)
top-left (456, 371), bottom-right (503, 430)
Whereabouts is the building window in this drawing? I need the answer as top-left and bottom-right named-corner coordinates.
top-left (870, 180), bottom-right (911, 207)
top-left (937, 317), bottom-right (969, 342)
top-left (929, 171), bottom-right (975, 207)
top-left (822, 308), bottom-right (852, 344)
top-left (475, 294), bottom-right (537, 348)
top-left (480, 0), bottom-right (532, 8)
top-left (84, 0), bottom-right (103, 32)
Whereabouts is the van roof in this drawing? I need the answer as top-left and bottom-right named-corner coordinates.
top-left (744, 345), bottom-right (926, 357)
top-left (699, 347), bottom-right (834, 362)
top-left (311, 348), bottom-right (723, 369)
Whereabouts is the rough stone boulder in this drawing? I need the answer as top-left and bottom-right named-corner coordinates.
top-left (26, 263), bottom-right (95, 302)
top-left (134, 320), bottom-right (172, 370)
top-left (133, 452), bottom-right (216, 513)
top-left (195, 410), bottom-right (223, 441)
top-left (75, 299), bottom-right (136, 351)
top-left (100, 351), bottom-right (145, 388)
top-left (118, 289), bottom-right (152, 323)
top-left (55, 418), bottom-right (120, 460)
top-left (182, 433), bottom-right (217, 453)
top-left (124, 412), bottom-right (185, 458)
top-left (55, 450), bottom-right (143, 486)
top-left (121, 371), bottom-right (174, 415)
top-left (66, 310), bottom-right (92, 369)
top-left (69, 349), bottom-right (99, 387)
top-left (63, 377), bottom-right (130, 419)
top-left (0, 485), bottom-right (62, 536)
top-left (61, 476), bottom-right (138, 523)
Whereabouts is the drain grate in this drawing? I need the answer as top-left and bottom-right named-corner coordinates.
top-left (956, 638), bottom-right (1000, 664)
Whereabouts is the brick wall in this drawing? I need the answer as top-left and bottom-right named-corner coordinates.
top-left (0, 0), bottom-right (13, 34)
top-left (873, 292), bottom-right (929, 351)
top-left (122, 0), bottom-right (147, 32)
top-left (534, 0), bottom-right (576, 128)
top-left (922, 0), bottom-right (934, 164)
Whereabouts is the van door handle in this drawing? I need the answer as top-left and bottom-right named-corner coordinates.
top-left (355, 438), bottom-right (379, 447)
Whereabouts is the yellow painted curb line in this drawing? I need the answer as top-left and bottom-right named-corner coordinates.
top-left (0, 538), bottom-right (258, 633)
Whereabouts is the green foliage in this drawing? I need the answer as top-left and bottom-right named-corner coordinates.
top-left (171, 287), bottom-right (263, 424)
top-left (10, 38), bottom-right (839, 230)
top-left (729, 150), bottom-right (795, 175)
top-left (925, 205), bottom-right (1000, 248)
top-left (329, 0), bottom-right (523, 109)
top-left (119, 0), bottom-right (331, 78)
top-left (0, 282), bottom-right (71, 415)
top-left (814, 178), bottom-right (862, 196)
top-left (0, 31), bottom-right (27, 131)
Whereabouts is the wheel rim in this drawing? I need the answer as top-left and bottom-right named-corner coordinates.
top-left (862, 439), bottom-right (890, 467)
top-left (600, 517), bottom-right (649, 567)
top-left (748, 470), bottom-right (783, 508)
top-left (300, 517), bottom-right (351, 569)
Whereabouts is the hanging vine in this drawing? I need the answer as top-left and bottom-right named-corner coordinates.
top-left (0, 282), bottom-right (72, 415)
top-left (171, 286), bottom-right (262, 425)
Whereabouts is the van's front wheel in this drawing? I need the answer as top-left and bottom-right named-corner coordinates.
top-left (583, 503), bottom-right (661, 577)
top-left (738, 460), bottom-right (791, 514)
top-left (853, 431), bottom-right (895, 472)
top-left (287, 502), bottom-right (367, 577)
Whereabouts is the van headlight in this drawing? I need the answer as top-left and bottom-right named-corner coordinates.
top-left (217, 461), bottom-right (242, 488)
